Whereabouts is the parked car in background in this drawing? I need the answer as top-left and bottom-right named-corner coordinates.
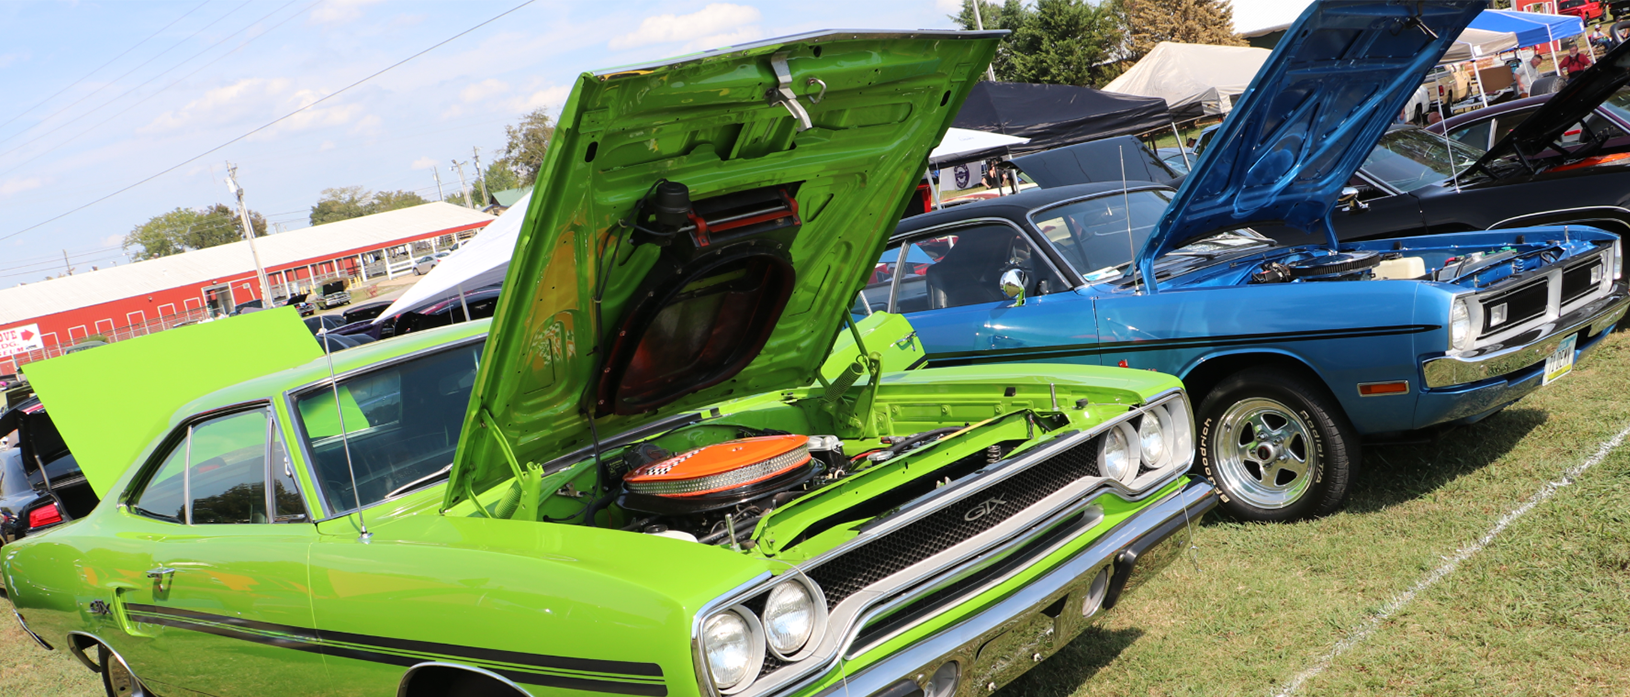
top-left (381, 283), bottom-right (501, 338)
top-left (1559, 0), bottom-right (1606, 22)
top-left (231, 299), bottom-right (264, 315)
top-left (0, 448), bottom-right (38, 538)
top-left (413, 250), bottom-right (451, 275)
top-left (280, 292), bottom-right (317, 317)
top-left (341, 300), bottom-right (392, 323)
top-left (0, 398), bottom-right (96, 543)
top-left (1404, 82), bottom-right (1434, 124)
top-left (1, 31), bottom-right (1217, 697)
top-left (302, 313), bottom-right (347, 335)
top-left (318, 279), bottom-right (351, 308)
top-left (1327, 39), bottom-right (1630, 244)
top-left (868, 2), bottom-right (1628, 521)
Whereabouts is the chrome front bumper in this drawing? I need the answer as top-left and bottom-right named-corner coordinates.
top-left (1422, 288), bottom-right (1628, 389)
top-left (811, 478), bottom-right (1217, 697)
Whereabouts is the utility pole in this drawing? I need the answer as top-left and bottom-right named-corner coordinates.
top-left (224, 162), bottom-right (273, 303)
top-left (432, 165), bottom-right (446, 201)
top-left (472, 146), bottom-right (490, 208)
top-left (62, 250), bottom-right (73, 276)
top-left (450, 159), bottom-right (474, 209)
top-left (971, 2), bottom-right (997, 82)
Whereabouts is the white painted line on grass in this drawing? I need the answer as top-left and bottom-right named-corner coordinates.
top-left (1269, 422), bottom-right (1630, 697)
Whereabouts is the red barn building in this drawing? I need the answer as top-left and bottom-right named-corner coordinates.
top-left (0, 202), bottom-right (494, 374)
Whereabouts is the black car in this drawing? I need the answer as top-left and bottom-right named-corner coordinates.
top-left (0, 398), bottom-right (96, 543)
top-left (378, 284), bottom-right (503, 338)
top-left (341, 300), bottom-right (392, 323)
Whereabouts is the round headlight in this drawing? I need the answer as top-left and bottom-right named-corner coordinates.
top-left (1138, 410), bottom-right (1167, 467)
top-left (1099, 425), bottom-right (1136, 482)
top-left (1450, 298), bottom-right (1472, 350)
top-left (703, 610), bottom-right (760, 691)
top-left (763, 582), bottom-right (816, 656)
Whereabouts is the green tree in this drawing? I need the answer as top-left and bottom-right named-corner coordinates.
top-left (1121, 0), bottom-right (1245, 61)
top-left (953, 0), bottom-right (1125, 87)
top-left (309, 187), bottom-right (428, 226)
top-left (498, 108), bottom-right (555, 186)
top-left (123, 204), bottom-right (266, 261)
top-left (445, 161), bottom-right (522, 208)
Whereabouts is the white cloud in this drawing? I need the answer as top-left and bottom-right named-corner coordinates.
top-left (609, 3), bottom-right (761, 50)
top-left (310, 0), bottom-right (384, 25)
top-left (319, 140), bottom-right (338, 152)
top-left (0, 177), bottom-right (43, 197)
top-left (141, 78), bottom-right (293, 132)
top-left (507, 85), bottom-right (571, 113)
top-left (0, 52), bottom-right (27, 69)
top-left (682, 27), bottom-right (763, 52)
top-left (411, 156), bottom-right (437, 170)
top-left (935, 0), bottom-right (961, 12)
top-left (100, 234), bottom-right (123, 248)
top-left (460, 78), bottom-right (510, 103)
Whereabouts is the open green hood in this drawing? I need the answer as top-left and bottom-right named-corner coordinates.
top-left (22, 308), bottom-right (323, 497)
top-left (447, 30), bottom-right (1000, 507)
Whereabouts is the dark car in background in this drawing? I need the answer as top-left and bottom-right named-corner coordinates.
top-left (280, 292), bottom-right (317, 316)
top-left (380, 283), bottom-right (501, 338)
top-left (0, 398), bottom-right (96, 543)
top-left (341, 300), bottom-right (391, 323)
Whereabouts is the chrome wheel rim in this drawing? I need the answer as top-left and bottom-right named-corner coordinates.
top-left (1213, 398), bottom-right (1315, 509)
top-left (106, 652), bottom-right (147, 697)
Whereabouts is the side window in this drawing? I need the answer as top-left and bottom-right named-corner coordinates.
top-left (1491, 111), bottom-right (1533, 146)
top-left (187, 411), bottom-right (268, 525)
top-left (132, 443), bottom-right (188, 523)
top-left (1449, 120), bottom-right (1493, 151)
top-left (893, 224), bottom-right (1060, 313)
top-left (129, 407), bottom-right (299, 525)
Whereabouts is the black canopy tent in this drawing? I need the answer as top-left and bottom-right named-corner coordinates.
top-left (952, 81), bottom-right (1172, 156)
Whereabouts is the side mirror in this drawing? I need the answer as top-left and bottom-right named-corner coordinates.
top-left (999, 268), bottom-right (1028, 306)
top-left (1338, 186), bottom-right (1369, 214)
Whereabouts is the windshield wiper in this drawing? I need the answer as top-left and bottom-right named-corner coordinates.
top-left (386, 464), bottom-right (453, 498)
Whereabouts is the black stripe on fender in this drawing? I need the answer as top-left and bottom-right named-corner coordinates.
top-left (928, 324), bottom-right (1440, 365)
top-left (124, 604), bottom-right (668, 696)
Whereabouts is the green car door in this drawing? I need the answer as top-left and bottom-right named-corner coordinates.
top-left (106, 405), bottom-right (327, 696)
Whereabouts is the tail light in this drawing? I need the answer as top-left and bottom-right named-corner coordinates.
top-left (28, 502), bottom-right (63, 528)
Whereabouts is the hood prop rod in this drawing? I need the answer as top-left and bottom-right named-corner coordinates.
top-left (767, 52), bottom-right (814, 132)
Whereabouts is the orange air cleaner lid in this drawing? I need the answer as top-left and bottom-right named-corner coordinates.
top-left (624, 434), bottom-right (811, 498)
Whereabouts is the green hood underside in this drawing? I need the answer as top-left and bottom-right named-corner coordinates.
top-left (449, 31), bottom-right (1002, 508)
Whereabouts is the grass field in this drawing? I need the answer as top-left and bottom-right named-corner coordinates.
top-left (3, 331), bottom-right (1628, 696)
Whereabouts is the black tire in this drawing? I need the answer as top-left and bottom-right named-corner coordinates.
top-left (444, 672), bottom-right (514, 697)
top-left (99, 644), bottom-right (149, 697)
top-left (1195, 367), bottom-right (1357, 522)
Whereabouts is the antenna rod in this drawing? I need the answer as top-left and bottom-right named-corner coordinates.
top-left (1119, 146), bottom-right (1138, 292)
top-left (323, 333), bottom-right (368, 540)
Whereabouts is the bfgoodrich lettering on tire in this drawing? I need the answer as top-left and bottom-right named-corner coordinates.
top-left (1196, 367), bottom-right (1356, 522)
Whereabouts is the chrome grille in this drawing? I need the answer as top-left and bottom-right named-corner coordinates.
top-left (806, 435), bottom-right (1103, 609)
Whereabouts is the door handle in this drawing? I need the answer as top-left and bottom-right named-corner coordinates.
top-left (145, 567), bottom-right (176, 579)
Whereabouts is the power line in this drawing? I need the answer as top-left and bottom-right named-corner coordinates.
top-left (0, 0), bottom-right (305, 170)
top-left (0, 0), bottom-right (539, 245)
top-left (0, 1), bottom-right (209, 135)
top-left (0, 1), bottom-right (251, 150)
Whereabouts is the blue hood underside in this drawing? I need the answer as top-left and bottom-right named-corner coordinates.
top-left (1140, 0), bottom-right (1485, 286)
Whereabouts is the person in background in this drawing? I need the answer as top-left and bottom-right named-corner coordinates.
top-left (1513, 52), bottom-right (1544, 97)
top-left (1590, 24), bottom-right (1610, 54)
top-left (1558, 43), bottom-right (1593, 79)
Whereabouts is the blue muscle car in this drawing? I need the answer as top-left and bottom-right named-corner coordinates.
top-left (861, 0), bottom-right (1630, 521)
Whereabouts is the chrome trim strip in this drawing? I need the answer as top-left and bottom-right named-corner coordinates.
top-left (693, 389), bottom-right (1192, 697)
top-left (813, 478), bottom-right (1217, 697)
top-left (1423, 286), bottom-right (1628, 388)
top-left (12, 606), bottom-right (50, 650)
top-left (398, 662), bottom-right (533, 697)
top-left (1487, 206), bottom-right (1630, 232)
top-left (284, 335), bottom-right (488, 521)
top-left (591, 30), bottom-right (1008, 77)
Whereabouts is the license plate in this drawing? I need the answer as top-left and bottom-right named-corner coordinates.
top-left (1543, 334), bottom-right (1578, 385)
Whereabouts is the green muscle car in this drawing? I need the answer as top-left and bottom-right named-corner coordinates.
top-left (2, 30), bottom-right (1216, 697)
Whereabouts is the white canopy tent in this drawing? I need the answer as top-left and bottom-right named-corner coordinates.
top-left (1439, 27), bottom-right (1521, 65)
top-left (1103, 42), bottom-right (1272, 120)
top-left (929, 127), bottom-right (1029, 166)
top-left (373, 189), bottom-right (531, 323)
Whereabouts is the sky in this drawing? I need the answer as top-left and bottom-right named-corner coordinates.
top-left (0, 0), bottom-right (973, 285)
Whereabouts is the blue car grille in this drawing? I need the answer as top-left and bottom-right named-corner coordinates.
top-left (1561, 260), bottom-right (1603, 306)
top-left (1481, 279), bottom-right (1548, 336)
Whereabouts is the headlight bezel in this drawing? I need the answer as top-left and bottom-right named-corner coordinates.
top-left (1098, 421), bottom-right (1140, 483)
top-left (1449, 296), bottom-right (1474, 352)
top-left (761, 576), bottom-right (829, 661)
top-left (701, 607), bottom-right (766, 693)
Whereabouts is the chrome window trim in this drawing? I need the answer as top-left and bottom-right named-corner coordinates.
top-left (122, 400), bottom-right (273, 526)
top-left (884, 217), bottom-right (1073, 310)
top-left (690, 389), bottom-right (1192, 697)
top-left (284, 334), bottom-right (488, 522)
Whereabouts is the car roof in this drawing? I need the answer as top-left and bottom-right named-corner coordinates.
top-left (897, 181), bottom-right (1170, 235)
top-left (1432, 95), bottom-right (1552, 132)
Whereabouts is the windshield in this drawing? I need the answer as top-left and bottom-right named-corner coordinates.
top-left (294, 341), bottom-right (482, 514)
top-left (1029, 189), bottom-right (1172, 276)
top-left (1596, 86), bottom-right (1630, 123)
top-left (1361, 128), bottom-right (1485, 191)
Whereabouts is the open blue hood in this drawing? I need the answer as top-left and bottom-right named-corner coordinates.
top-left (1138, 0), bottom-right (1484, 284)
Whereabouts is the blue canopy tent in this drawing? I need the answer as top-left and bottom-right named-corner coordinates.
top-left (1468, 9), bottom-right (1583, 48)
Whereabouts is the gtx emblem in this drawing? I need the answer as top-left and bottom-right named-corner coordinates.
top-left (964, 497), bottom-right (1007, 522)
